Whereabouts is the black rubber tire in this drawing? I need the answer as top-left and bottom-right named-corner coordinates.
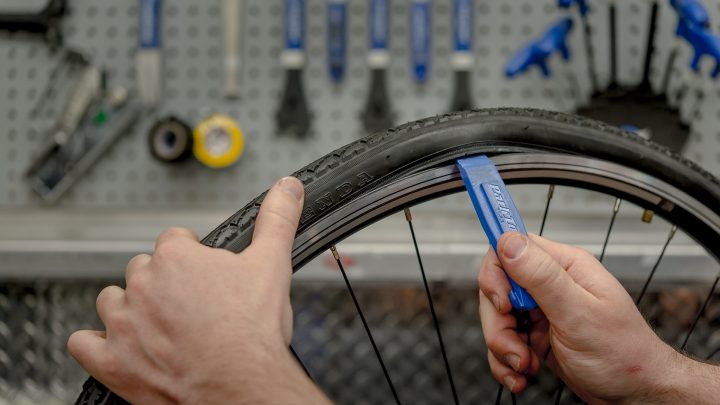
top-left (75, 108), bottom-right (720, 404)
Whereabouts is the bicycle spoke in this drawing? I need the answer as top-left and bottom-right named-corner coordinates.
top-left (599, 198), bottom-right (622, 262)
top-left (705, 346), bottom-right (720, 361)
top-left (404, 208), bottom-right (459, 405)
top-left (538, 185), bottom-right (555, 237)
top-left (494, 383), bottom-right (504, 405)
top-left (330, 246), bottom-right (400, 404)
top-left (681, 275), bottom-right (720, 350)
top-left (635, 226), bottom-right (677, 305)
top-left (289, 345), bottom-right (313, 380)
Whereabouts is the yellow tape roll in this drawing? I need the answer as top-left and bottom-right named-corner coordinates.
top-left (192, 114), bottom-right (245, 168)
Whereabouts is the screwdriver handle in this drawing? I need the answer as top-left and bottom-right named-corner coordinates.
top-left (281, 0), bottom-right (305, 69)
top-left (327, 0), bottom-right (347, 83)
top-left (410, 0), bottom-right (431, 83)
top-left (368, 0), bottom-right (390, 69)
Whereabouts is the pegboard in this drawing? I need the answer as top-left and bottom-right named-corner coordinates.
top-left (1, 0), bottom-right (720, 213)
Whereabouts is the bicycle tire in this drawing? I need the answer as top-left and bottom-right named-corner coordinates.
top-left (75, 107), bottom-right (720, 404)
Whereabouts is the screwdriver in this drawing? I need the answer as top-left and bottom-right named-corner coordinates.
top-left (276, 0), bottom-right (312, 137)
top-left (327, 0), bottom-right (347, 84)
top-left (410, 0), bottom-right (431, 84)
top-left (361, 0), bottom-right (394, 133)
top-left (449, 0), bottom-right (474, 111)
top-left (136, 0), bottom-right (162, 108)
top-left (223, 0), bottom-right (244, 98)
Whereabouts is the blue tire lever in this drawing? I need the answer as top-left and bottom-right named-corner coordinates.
top-left (457, 156), bottom-right (537, 311)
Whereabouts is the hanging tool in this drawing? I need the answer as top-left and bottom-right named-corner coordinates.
top-left (666, 0), bottom-right (711, 118)
top-left (136, 0), bottom-right (163, 108)
top-left (410, 0), bottom-right (431, 84)
top-left (636, 1), bottom-right (661, 95)
top-left (0, 0), bottom-right (66, 46)
top-left (27, 87), bottom-right (142, 203)
top-left (361, 0), bottom-right (394, 133)
top-left (558, 0), bottom-right (598, 93)
top-left (674, 11), bottom-right (720, 77)
top-left (148, 116), bottom-right (194, 163)
top-left (327, 0), bottom-right (347, 84)
top-left (276, 0), bottom-right (312, 137)
top-left (223, 0), bottom-right (244, 98)
top-left (457, 155), bottom-right (537, 310)
top-left (31, 63), bottom-right (104, 161)
top-left (558, 0), bottom-right (589, 16)
top-left (193, 114), bottom-right (245, 169)
top-left (505, 17), bottom-right (574, 78)
top-left (449, 0), bottom-right (474, 111)
top-left (30, 48), bottom-right (91, 120)
top-left (607, 0), bottom-right (619, 90)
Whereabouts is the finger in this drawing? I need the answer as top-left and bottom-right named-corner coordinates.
top-left (488, 350), bottom-right (527, 393)
top-left (96, 286), bottom-right (125, 326)
top-left (479, 292), bottom-right (533, 373)
top-left (67, 329), bottom-right (111, 379)
top-left (496, 232), bottom-right (593, 324)
top-left (478, 247), bottom-right (512, 314)
top-left (154, 227), bottom-right (199, 251)
top-left (251, 177), bottom-right (304, 255)
top-left (125, 253), bottom-right (151, 283)
top-left (529, 233), bottom-right (622, 299)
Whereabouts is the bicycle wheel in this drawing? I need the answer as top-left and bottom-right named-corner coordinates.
top-left (75, 108), bottom-right (720, 404)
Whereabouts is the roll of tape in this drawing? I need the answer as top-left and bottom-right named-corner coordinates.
top-left (148, 116), bottom-right (194, 163)
top-left (192, 114), bottom-right (245, 168)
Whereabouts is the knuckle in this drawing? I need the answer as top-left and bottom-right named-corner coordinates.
top-left (525, 254), bottom-right (559, 290)
top-left (575, 247), bottom-right (595, 261)
top-left (126, 270), bottom-right (149, 296)
top-left (107, 311), bottom-right (130, 334)
top-left (96, 286), bottom-right (118, 308)
top-left (153, 240), bottom-right (181, 263)
top-left (485, 334), bottom-right (504, 353)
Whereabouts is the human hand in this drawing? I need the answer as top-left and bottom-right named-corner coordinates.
top-left (478, 232), bottom-right (677, 403)
top-left (68, 177), bottom-right (329, 404)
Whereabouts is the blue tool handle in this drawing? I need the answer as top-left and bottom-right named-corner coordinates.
top-left (558, 0), bottom-right (589, 16)
top-left (369, 0), bottom-right (389, 50)
top-left (670, 0), bottom-right (710, 28)
top-left (285, 0), bottom-right (304, 50)
top-left (327, 0), bottom-right (347, 83)
top-left (139, 0), bottom-right (161, 49)
top-left (453, 0), bottom-right (473, 52)
top-left (505, 17), bottom-right (573, 78)
top-left (456, 156), bottom-right (537, 311)
top-left (410, 0), bottom-right (431, 83)
top-left (675, 19), bottom-right (720, 77)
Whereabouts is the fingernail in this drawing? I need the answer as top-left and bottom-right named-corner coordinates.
top-left (505, 354), bottom-right (521, 371)
top-left (491, 295), bottom-right (501, 312)
top-left (504, 375), bottom-right (517, 391)
top-left (277, 177), bottom-right (303, 201)
top-left (503, 234), bottom-right (527, 260)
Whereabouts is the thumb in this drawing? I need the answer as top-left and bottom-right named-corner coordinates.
top-left (251, 177), bottom-right (305, 255)
top-left (497, 232), bottom-right (590, 323)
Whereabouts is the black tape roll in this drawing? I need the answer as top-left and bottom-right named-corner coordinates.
top-left (148, 116), bottom-right (193, 163)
